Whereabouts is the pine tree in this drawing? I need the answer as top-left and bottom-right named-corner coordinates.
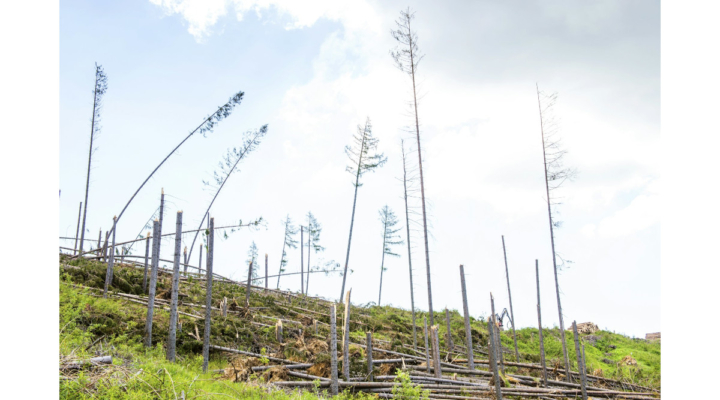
top-left (339, 118), bottom-right (387, 301)
top-left (377, 205), bottom-right (404, 306)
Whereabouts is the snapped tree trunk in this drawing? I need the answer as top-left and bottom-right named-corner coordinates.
top-left (103, 217), bottom-right (117, 298)
top-left (145, 220), bottom-right (161, 347)
top-left (445, 308), bottom-right (454, 355)
top-left (431, 325), bottom-right (442, 378)
top-left (366, 331), bottom-right (374, 382)
top-left (487, 302), bottom-right (503, 400)
top-left (245, 261), bottom-right (253, 307)
top-left (202, 217), bottom-right (215, 373)
top-left (330, 303), bottom-right (339, 396)
top-left (459, 265), bottom-right (474, 370)
top-left (424, 316), bottom-right (431, 373)
top-left (490, 293), bottom-right (505, 375)
top-left (167, 211), bottom-right (182, 361)
top-left (142, 234), bottom-right (150, 293)
top-left (572, 321), bottom-right (589, 400)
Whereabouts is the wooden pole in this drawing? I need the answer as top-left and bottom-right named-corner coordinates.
top-left (572, 321), bottom-right (588, 400)
top-left (145, 220), bottom-right (160, 347)
top-left (330, 303), bottom-right (339, 396)
top-left (501, 236), bottom-right (520, 362)
top-left (431, 325), bottom-right (442, 378)
top-left (445, 308), bottom-right (454, 356)
top-left (73, 202), bottom-right (82, 255)
top-left (488, 295), bottom-right (503, 400)
top-left (142, 233), bottom-right (150, 293)
top-left (343, 289), bottom-right (352, 381)
top-left (167, 211), bottom-right (182, 361)
top-left (424, 316), bottom-right (431, 373)
top-left (103, 216), bottom-right (117, 298)
top-left (202, 217), bottom-right (214, 373)
top-left (490, 293), bottom-right (505, 374)
top-left (459, 265), bottom-right (474, 370)
top-left (367, 331), bottom-right (374, 382)
top-left (536, 260), bottom-right (548, 387)
top-left (265, 253), bottom-right (268, 292)
top-left (245, 260), bottom-right (253, 307)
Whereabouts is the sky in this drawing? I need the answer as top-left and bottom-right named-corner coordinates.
top-left (58, 0), bottom-right (660, 338)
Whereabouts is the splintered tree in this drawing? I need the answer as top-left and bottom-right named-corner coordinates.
top-left (305, 212), bottom-right (325, 294)
top-left (78, 63), bottom-right (108, 254)
top-left (186, 125), bottom-right (268, 262)
top-left (377, 205), bottom-right (404, 306)
top-left (103, 91), bottom-right (248, 244)
top-left (536, 84), bottom-right (577, 381)
top-left (246, 241), bottom-right (259, 283)
top-left (339, 118), bottom-right (387, 301)
top-left (391, 8), bottom-right (435, 325)
top-left (277, 215), bottom-right (298, 289)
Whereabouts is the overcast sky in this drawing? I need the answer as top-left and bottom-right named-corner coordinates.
top-left (59, 0), bottom-right (660, 337)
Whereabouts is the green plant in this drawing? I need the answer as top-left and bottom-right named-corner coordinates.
top-left (391, 370), bottom-right (430, 400)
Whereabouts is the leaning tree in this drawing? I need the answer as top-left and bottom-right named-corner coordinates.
top-left (536, 84), bottom-right (577, 381)
top-left (78, 63), bottom-right (108, 254)
top-left (338, 118), bottom-right (387, 301)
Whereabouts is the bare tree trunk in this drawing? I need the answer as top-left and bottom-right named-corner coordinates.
top-left (265, 253), bottom-right (268, 292)
top-left (102, 232), bottom-right (109, 263)
top-left (431, 325), bottom-right (442, 378)
top-left (74, 202), bottom-right (82, 255)
top-left (245, 261), bottom-right (253, 307)
top-left (459, 265), bottom-right (474, 370)
top-left (343, 289), bottom-right (352, 381)
top-left (490, 293), bottom-right (505, 375)
top-left (572, 321), bottom-right (588, 400)
top-left (537, 84), bottom-right (571, 380)
top-left (367, 331), bottom-right (373, 382)
top-left (340, 120), bottom-right (369, 301)
top-left (424, 316), bottom-right (430, 373)
top-left (378, 229), bottom-right (387, 306)
top-left (536, 260), bottom-right (548, 387)
top-left (401, 142), bottom-right (418, 351)
top-left (306, 232), bottom-right (311, 294)
top-left (183, 247), bottom-right (188, 275)
top-left (96, 229), bottom-right (102, 256)
top-left (79, 68), bottom-right (102, 255)
top-left (501, 236), bottom-right (520, 362)
top-left (445, 308), bottom-right (454, 355)
top-left (300, 226), bottom-right (304, 295)
top-left (167, 211), bottom-right (182, 361)
top-left (145, 220), bottom-right (161, 347)
top-left (103, 217), bottom-right (117, 298)
top-left (202, 217), bottom-right (215, 373)
top-left (488, 307), bottom-right (503, 400)
top-left (142, 233), bottom-right (150, 293)
top-left (330, 304), bottom-right (339, 396)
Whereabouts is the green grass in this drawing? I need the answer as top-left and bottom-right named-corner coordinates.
top-left (59, 254), bottom-right (660, 397)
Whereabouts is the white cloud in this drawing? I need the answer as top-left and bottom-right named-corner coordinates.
top-left (596, 179), bottom-right (660, 237)
top-left (150, 0), bottom-right (379, 41)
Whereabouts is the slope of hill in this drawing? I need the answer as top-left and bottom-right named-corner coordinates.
top-left (59, 254), bottom-right (660, 399)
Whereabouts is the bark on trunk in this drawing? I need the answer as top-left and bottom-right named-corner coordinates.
top-left (572, 321), bottom-right (589, 400)
top-left (459, 265), bottom-right (474, 370)
top-left (367, 331), bottom-right (374, 382)
top-left (74, 202), bottom-right (82, 255)
top-left (424, 316), bottom-right (431, 373)
top-left (167, 211), bottom-right (182, 361)
top-left (103, 217), bottom-right (117, 298)
top-left (145, 220), bottom-right (161, 347)
top-left (431, 325), bottom-right (442, 378)
top-left (343, 289), bottom-right (352, 380)
top-left (202, 217), bottom-right (215, 373)
top-left (142, 234), bottom-right (150, 293)
top-left (330, 303), bottom-right (339, 396)
top-left (245, 261), bottom-right (253, 307)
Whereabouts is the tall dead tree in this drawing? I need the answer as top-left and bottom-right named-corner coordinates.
top-left (74, 202), bottom-right (82, 255)
top-left (377, 205), bottom-right (403, 306)
top-left (78, 63), bottom-right (108, 254)
top-left (339, 118), bottom-right (387, 301)
top-left (276, 215), bottom-right (298, 289)
top-left (400, 139), bottom-right (419, 350)
top-left (536, 260), bottom-right (548, 387)
top-left (391, 8), bottom-right (435, 326)
top-left (459, 265), bottom-right (474, 370)
top-left (536, 84), bottom-right (576, 380)
top-left (202, 217), bottom-right (215, 373)
top-left (187, 125), bottom-right (268, 262)
top-left (501, 236), bottom-right (520, 362)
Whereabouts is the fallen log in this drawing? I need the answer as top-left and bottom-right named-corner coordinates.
top-left (208, 344), bottom-right (300, 364)
top-left (61, 356), bottom-right (113, 370)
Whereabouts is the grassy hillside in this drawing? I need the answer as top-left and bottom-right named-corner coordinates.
top-left (59, 255), bottom-right (660, 398)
